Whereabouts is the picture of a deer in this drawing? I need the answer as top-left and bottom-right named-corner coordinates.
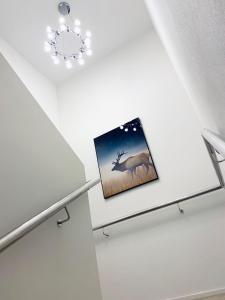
top-left (112, 151), bottom-right (153, 178)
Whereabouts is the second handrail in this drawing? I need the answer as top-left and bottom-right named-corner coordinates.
top-left (0, 178), bottom-right (100, 253)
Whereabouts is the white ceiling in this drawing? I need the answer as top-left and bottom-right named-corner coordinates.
top-left (0, 0), bottom-right (152, 83)
top-left (146, 0), bottom-right (225, 137)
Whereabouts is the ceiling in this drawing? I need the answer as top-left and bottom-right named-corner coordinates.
top-left (0, 0), bottom-right (152, 83)
top-left (146, 0), bottom-right (225, 137)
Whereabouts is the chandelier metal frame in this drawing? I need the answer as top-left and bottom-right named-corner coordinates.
top-left (44, 2), bottom-right (92, 69)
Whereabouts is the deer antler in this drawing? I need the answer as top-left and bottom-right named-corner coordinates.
top-left (112, 151), bottom-right (127, 165)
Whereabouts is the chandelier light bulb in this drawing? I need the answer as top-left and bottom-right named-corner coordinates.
top-left (65, 60), bottom-right (72, 69)
top-left (78, 58), bottom-right (85, 65)
top-left (77, 51), bottom-right (83, 59)
top-left (74, 19), bottom-right (81, 26)
top-left (44, 41), bottom-right (51, 52)
top-left (59, 16), bottom-right (65, 24)
top-left (85, 38), bottom-right (91, 48)
top-left (74, 26), bottom-right (81, 34)
top-left (86, 30), bottom-right (92, 38)
top-left (86, 49), bottom-right (92, 56)
top-left (48, 32), bottom-right (55, 39)
top-left (46, 26), bottom-right (52, 33)
top-left (60, 23), bottom-right (67, 32)
top-left (51, 53), bottom-right (57, 60)
top-left (53, 57), bottom-right (60, 64)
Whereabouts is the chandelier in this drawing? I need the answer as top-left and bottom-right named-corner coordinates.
top-left (44, 2), bottom-right (92, 69)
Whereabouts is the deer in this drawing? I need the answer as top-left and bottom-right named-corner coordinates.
top-left (112, 151), bottom-right (153, 178)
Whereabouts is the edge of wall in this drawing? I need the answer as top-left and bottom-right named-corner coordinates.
top-left (169, 288), bottom-right (225, 300)
top-left (0, 36), bottom-right (59, 128)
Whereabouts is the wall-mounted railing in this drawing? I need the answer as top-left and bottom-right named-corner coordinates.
top-left (0, 178), bottom-right (100, 253)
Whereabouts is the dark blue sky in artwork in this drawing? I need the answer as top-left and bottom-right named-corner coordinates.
top-left (94, 118), bottom-right (150, 166)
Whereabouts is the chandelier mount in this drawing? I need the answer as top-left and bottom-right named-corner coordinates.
top-left (58, 2), bottom-right (71, 15)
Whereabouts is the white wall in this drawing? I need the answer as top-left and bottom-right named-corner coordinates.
top-left (145, 0), bottom-right (225, 138)
top-left (0, 53), bottom-right (102, 300)
top-left (0, 36), bottom-right (59, 127)
top-left (57, 31), bottom-right (225, 299)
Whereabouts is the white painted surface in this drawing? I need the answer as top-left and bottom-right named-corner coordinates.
top-left (57, 31), bottom-right (225, 299)
top-left (0, 53), bottom-right (102, 300)
top-left (0, 0), bottom-right (152, 83)
top-left (145, 0), bottom-right (225, 137)
top-left (0, 36), bottom-right (59, 127)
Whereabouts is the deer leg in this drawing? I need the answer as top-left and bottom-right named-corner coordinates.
top-left (129, 169), bottom-right (133, 179)
top-left (144, 163), bottom-right (149, 174)
top-left (130, 168), bottom-right (135, 180)
top-left (134, 166), bottom-right (142, 179)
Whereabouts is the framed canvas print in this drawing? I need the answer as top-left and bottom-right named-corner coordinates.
top-left (94, 118), bottom-right (158, 199)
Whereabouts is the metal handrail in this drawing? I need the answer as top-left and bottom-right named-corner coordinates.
top-left (202, 129), bottom-right (225, 158)
top-left (92, 185), bottom-right (223, 231)
top-left (0, 178), bottom-right (100, 253)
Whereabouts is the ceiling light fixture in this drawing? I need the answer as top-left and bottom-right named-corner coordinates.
top-left (44, 2), bottom-right (92, 69)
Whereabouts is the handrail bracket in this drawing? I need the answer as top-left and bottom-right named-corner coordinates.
top-left (57, 206), bottom-right (70, 226)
